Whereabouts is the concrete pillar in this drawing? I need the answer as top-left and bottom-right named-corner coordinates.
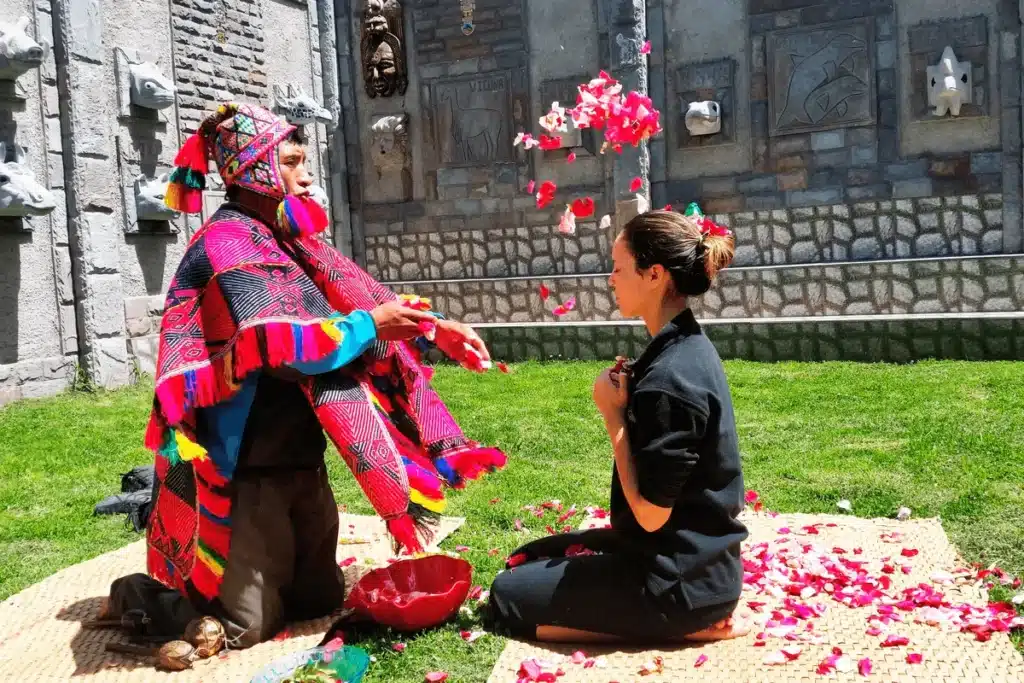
top-left (51, 0), bottom-right (128, 388)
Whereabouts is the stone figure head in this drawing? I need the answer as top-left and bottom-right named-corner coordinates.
top-left (927, 46), bottom-right (971, 117)
top-left (128, 59), bottom-right (176, 110)
top-left (361, 0), bottom-right (407, 98)
top-left (135, 173), bottom-right (180, 220)
top-left (0, 142), bottom-right (56, 217)
top-left (272, 84), bottom-right (334, 126)
top-left (0, 16), bottom-right (48, 81)
top-left (369, 114), bottom-right (408, 160)
top-left (684, 100), bottom-right (722, 136)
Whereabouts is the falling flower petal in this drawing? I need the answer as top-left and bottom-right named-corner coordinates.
top-left (417, 320), bottom-right (437, 342)
top-left (858, 658), bottom-right (872, 676)
top-left (536, 180), bottom-right (557, 209)
top-left (538, 134), bottom-right (563, 151)
top-left (514, 132), bottom-right (540, 150)
top-left (526, 179), bottom-right (536, 194)
top-left (538, 284), bottom-right (550, 300)
top-left (539, 102), bottom-right (569, 133)
top-left (598, 214), bottom-right (612, 230)
top-left (640, 39), bottom-right (652, 54)
top-left (558, 205), bottom-right (577, 235)
top-left (837, 499), bottom-right (852, 512)
top-left (460, 630), bottom-right (486, 643)
top-left (497, 361), bottom-right (510, 374)
top-left (552, 296), bottom-right (577, 317)
top-left (897, 506), bottom-right (912, 521)
top-left (630, 176), bottom-right (643, 192)
top-left (906, 652), bottom-right (923, 664)
top-left (570, 197), bottom-right (596, 218)
top-left (694, 653), bottom-right (708, 668)
top-left (425, 673), bottom-right (448, 682)
top-left (567, 151), bottom-right (577, 163)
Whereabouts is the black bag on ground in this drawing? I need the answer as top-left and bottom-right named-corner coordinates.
top-left (94, 465), bottom-right (155, 532)
top-left (120, 465), bottom-right (154, 493)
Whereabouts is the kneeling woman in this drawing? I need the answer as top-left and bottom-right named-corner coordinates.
top-left (486, 209), bottom-right (749, 644)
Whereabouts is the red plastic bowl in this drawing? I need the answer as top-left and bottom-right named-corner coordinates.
top-left (344, 555), bottom-right (473, 632)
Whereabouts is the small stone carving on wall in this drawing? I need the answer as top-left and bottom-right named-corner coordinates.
top-left (538, 76), bottom-right (599, 156)
top-left (908, 16), bottom-right (987, 121)
top-left (927, 46), bottom-right (971, 117)
top-left (432, 71), bottom-right (516, 166)
top-left (0, 16), bottom-right (48, 103)
top-left (675, 59), bottom-right (735, 147)
top-left (272, 84), bottom-right (334, 126)
top-left (365, 113), bottom-right (411, 202)
top-left (766, 20), bottom-right (875, 137)
top-left (361, 0), bottom-right (407, 99)
top-left (0, 141), bottom-right (56, 219)
top-left (134, 173), bottom-right (179, 221)
top-left (114, 48), bottom-right (176, 121)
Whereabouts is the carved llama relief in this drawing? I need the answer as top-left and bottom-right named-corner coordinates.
top-left (437, 88), bottom-right (502, 164)
top-left (272, 84), bottom-right (334, 126)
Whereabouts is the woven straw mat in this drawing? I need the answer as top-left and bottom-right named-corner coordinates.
top-left (487, 512), bottom-right (1024, 683)
top-left (0, 513), bottom-right (463, 682)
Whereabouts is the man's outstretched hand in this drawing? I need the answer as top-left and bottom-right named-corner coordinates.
top-left (370, 301), bottom-right (437, 341)
top-left (435, 319), bottom-right (491, 372)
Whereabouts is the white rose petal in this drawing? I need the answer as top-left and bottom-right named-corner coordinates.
top-left (837, 499), bottom-right (852, 512)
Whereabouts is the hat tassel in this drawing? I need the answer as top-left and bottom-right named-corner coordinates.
top-left (166, 134), bottom-right (209, 214)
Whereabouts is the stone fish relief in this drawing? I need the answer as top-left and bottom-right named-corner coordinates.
top-left (768, 21), bottom-right (876, 136)
top-left (0, 16), bottom-right (47, 82)
top-left (361, 0), bottom-right (407, 99)
top-left (128, 59), bottom-right (176, 110)
top-left (0, 141), bottom-right (56, 217)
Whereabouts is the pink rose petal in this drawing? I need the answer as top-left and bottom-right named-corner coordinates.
top-left (425, 673), bottom-right (448, 682)
top-left (858, 658), bottom-right (872, 676)
top-left (906, 652), bottom-right (923, 664)
top-left (640, 39), bottom-right (652, 54)
top-left (694, 653), bottom-right (708, 668)
top-left (393, 642), bottom-right (406, 652)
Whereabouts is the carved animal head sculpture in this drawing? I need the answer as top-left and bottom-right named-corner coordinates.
top-left (135, 173), bottom-right (179, 220)
top-left (308, 183), bottom-right (329, 212)
top-left (0, 142), bottom-right (56, 217)
top-left (369, 114), bottom-right (408, 166)
top-left (272, 84), bottom-right (334, 126)
top-left (927, 46), bottom-right (971, 117)
top-left (0, 16), bottom-right (48, 81)
top-left (684, 100), bottom-right (722, 136)
top-left (128, 58), bottom-right (176, 110)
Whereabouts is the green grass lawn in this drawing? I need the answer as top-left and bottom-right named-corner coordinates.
top-left (1, 361), bottom-right (1022, 681)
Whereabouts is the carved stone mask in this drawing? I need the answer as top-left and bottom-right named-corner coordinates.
top-left (370, 114), bottom-right (407, 158)
top-left (364, 0), bottom-right (389, 36)
top-left (135, 173), bottom-right (179, 220)
top-left (128, 60), bottom-right (177, 110)
top-left (0, 16), bottom-right (48, 81)
top-left (0, 142), bottom-right (56, 217)
top-left (367, 41), bottom-right (398, 98)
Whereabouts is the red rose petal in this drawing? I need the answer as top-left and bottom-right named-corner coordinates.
top-left (567, 151), bottom-right (577, 163)
top-left (881, 634), bottom-right (910, 647)
top-left (901, 548), bottom-right (920, 558)
top-left (629, 176), bottom-right (643, 192)
top-left (538, 284), bottom-right (550, 300)
top-left (393, 642), bottom-right (406, 652)
top-left (497, 361), bottom-right (510, 374)
top-left (338, 556), bottom-right (357, 568)
top-left (425, 673), bottom-right (448, 683)
top-left (570, 197), bottom-right (596, 218)
top-left (858, 658), bottom-right (872, 676)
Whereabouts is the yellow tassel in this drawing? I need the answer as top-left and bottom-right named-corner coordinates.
top-left (410, 489), bottom-right (447, 514)
top-left (174, 431), bottom-right (208, 463)
top-left (164, 183), bottom-right (184, 211)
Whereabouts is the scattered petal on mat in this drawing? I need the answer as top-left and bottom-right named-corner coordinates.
top-left (906, 652), bottom-right (924, 664)
top-left (835, 655), bottom-right (856, 673)
top-left (552, 296), bottom-right (577, 317)
top-left (897, 506), bottom-right (912, 521)
top-left (571, 650), bottom-right (588, 665)
top-left (931, 570), bottom-right (954, 584)
top-left (837, 499), bottom-right (852, 512)
top-left (901, 548), bottom-right (920, 558)
top-left (881, 634), bottom-right (910, 647)
top-left (858, 658), bottom-right (873, 676)
top-left (392, 642), bottom-right (406, 652)
top-left (641, 39), bottom-right (652, 54)
top-left (763, 650), bottom-right (789, 665)
top-left (460, 630), bottom-right (486, 643)
top-left (630, 176), bottom-right (643, 192)
top-left (338, 556), bottom-right (357, 568)
top-left (425, 673), bottom-right (448, 682)
top-left (694, 653), bottom-right (708, 668)
top-left (638, 656), bottom-right (664, 675)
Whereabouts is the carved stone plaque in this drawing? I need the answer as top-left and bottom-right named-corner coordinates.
top-left (675, 59), bottom-right (735, 148)
top-left (767, 20), bottom-right (875, 137)
top-left (432, 71), bottom-right (514, 166)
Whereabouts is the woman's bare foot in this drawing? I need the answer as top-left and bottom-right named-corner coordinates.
top-left (682, 616), bottom-right (751, 642)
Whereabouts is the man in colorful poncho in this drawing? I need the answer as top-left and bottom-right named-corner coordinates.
top-left (106, 103), bottom-right (506, 647)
